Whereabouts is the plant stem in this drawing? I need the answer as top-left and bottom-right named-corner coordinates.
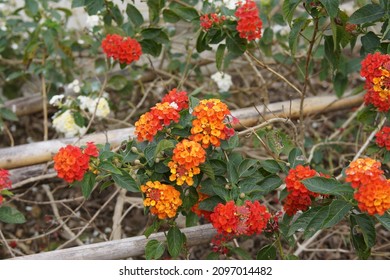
top-left (276, 234), bottom-right (285, 260)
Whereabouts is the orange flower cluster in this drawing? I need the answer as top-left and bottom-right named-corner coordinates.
top-left (101, 34), bottom-right (142, 64)
top-left (235, 0), bottom-right (262, 41)
top-left (345, 158), bottom-right (383, 189)
top-left (375, 126), bottom-right (390, 151)
top-left (135, 102), bottom-right (180, 142)
top-left (361, 52), bottom-right (390, 112)
top-left (283, 165), bottom-right (319, 216)
top-left (210, 200), bottom-right (270, 236)
top-left (0, 169), bottom-right (12, 205)
top-left (141, 181), bottom-right (182, 219)
top-left (190, 99), bottom-right (235, 148)
top-left (168, 139), bottom-right (206, 186)
top-left (346, 158), bottom-right (390, 215)
top-left (53, 143), bottom-right (99, 183)
top-left (200, 13), bottom-right (226, 31)
top-left (191, 187), bottom-right (212, 221)
top-left (161, 88), bottom-right (189, 111)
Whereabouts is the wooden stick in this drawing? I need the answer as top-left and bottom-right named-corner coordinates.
top-left (11, 224), bottom-right (216, 260)
top-left (0, 94), bottom-right (363, 170)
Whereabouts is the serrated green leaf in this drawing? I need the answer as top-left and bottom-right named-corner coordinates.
top-left (140, 39), bottom-right (162, 57)
top-left (112, 172), bottom-right (139, 193)
top-left (126, 3), bottom-right (144, 26)
top-left (144, 219), bottom-right (161, 238)
top-left (209, 159), bottom-right (227, 176)
top-left (145, 239), bottom-right (165, 260)
top-left (256, 175), bottom-right (282, 195)
top-left (319, 0), bottom-right (340, 18)
top-left (227, 162), bottom-right (239, 185)
top-left (288, 207), bottom-right (322, 236)
top-left (200, 163), bottom-right (215, 181)
top-left (333, 72), bottom-right (348, 97)
top-left (167, 227), bottom-right (185, 258)
top-left (226, 35), bottom-right (246, 55)
top-left (322, 200), bottom-right (352, 228)
top-left (375, 212), bottom-right (390, 230)
top-left (81, 172), bottom-right (95, 199)
top-left (282, 0), bottom-right (301, 25)
top-left (141, 28), bottom-right (169, 44)
top-left (171, 6), bottom-right (199, 22)
top-left (100, 162), bottom-right (122, 175)
top-left (230, 247), bottom-right (252, 260)
top-left (289, 18), bottom-right (307, 55)
top-left (302, 176), bottom-right (354, 196)
top-left (238, 159), bottom-right (258, 178)
top-left (85, 0), bottom-right (104, 15)
top-left (348, 4), bottom-right (385, 24)
top-left (350, 215), bottom-right (371, 259)
top-left (0, 206), bottom-right (26, 224)
top-left (163, 9), bottom-right (181, 23)
top-left (216, 44), bottom-right (226, 71)
top-left (288, 148), bottom-right (305, 168)
top-left (256, 244), bottom-right (277, 260)
top-left (261, 159), bottom-right (281, 174)
top-left (352, 214), bottom-right (376, 248)
top-left (304, 206), bottom-right (330, 238)
top-left (155, 139), bottom-right (175, 158)
top-left (199, 196), bottom-right (224, 211)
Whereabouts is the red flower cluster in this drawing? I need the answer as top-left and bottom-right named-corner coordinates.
top-left (235, 0), bottom-right (262, 41)
top-left (361, 52), bottom-right (390, 112)
top-left (101, 34), bottom-right (142, 64)
top-left (161, 88), bottom-right (189, 111)
top-left (191, 187), bottom-right (212, 221)
top-left (135, 102), bottom-right (180, 142)
top-left (346, 158), bottom-right (390, 215)
top-left (200, 13), bottom-right (226, 31)
top-left (375, 126), bottom-right (390, 151)
top-left (190, 99), bottom-right (235, 148)
top-left (210, 200), bottom-right (270, 236)
top-left (53, 143), bottom-right (99, 183)
top-left (283, 165), bottom-right (319, 216)
top-left (0, 169), bottom-right (12, 205)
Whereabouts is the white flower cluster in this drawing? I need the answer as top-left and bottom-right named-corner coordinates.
top-left (52, 110), bottom-right (86, 138)
top-left (211, 72), bottom-right (233, 92)
top-left (78, 96), bottom-right (110, 118)
top-left (68, 79), bottom-right (81, 93)
top-left (85, 15), bottom-right (102, 30)
top-left (49, 94), bottom-right (65, 107)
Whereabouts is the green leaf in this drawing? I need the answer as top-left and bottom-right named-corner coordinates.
top-left (288, 148), bottom-right (305, 168)
top-left (216, 44), bottom-right (226, 72)
top-left (350, 215), bottom-right (371, 259)
top-left (72, 111), bottom-right (85, 127)
top-left (0, 206), bottom-right (26, 224)
top-left (303, 206), bottom-right (330, 238)
top-left (207, 252), bottom-right (220, 260)
top-left (256, 244), bottom-right (277, 260)
top-left (126, 4), bottom-right (144, 26)
top-left (100, 162), bottom-right (122, 175)
top-left (333, 72), bottom-right (348, 98)
top-left (144, 144), bottom-right (157, 164)
top-left (25, 0), bottom-right (39, 17)
top-left (71, 0), bottom-right (85, 8)
top-left (112, 172), bottom-right (139, 193)
top-left (288, 207), bottom-right (322, 236)
top-left (319, 0), bottom-right (340, 18)
top-left (140, 40), bottom-right (162, 57)
top-left (227, 162), bottom-right (239, 185)
top-left (200, 163), bottom-right (215, 181)
top-left (361, 32), bottom-right (381, 55)
top-left (171, 6), bottom-right (199, 22)
top-left (154, 139), bottom-right (175, 158)
top-left (107, 75), bottom-right (128, 91)
top-left (352, 214), bottom-right (376, 248)
top-left (145, 239), bottom-right (165, 260)
top-left (238, 159), bottom-right (258, 178)
top-left (302, 177), bottom-right (354, 196)
top-left (282, 0), bottom-right (301, 25)
top-left (289, 18), bottom-right (307, 55)
top-left (0, 108), bottom-right (18, 121)
top-left (375, 212), bottom-right (390, 231)
top-left (261, 159), bottom-right (281, 174)
top-left (147, 0), bottom-right (164, 24)
top-left (167, 227), bottom-right (185, 258)
top-left (322, 200), bottom-right (353, 228)
top-left (144, 219), bottom-right (161, 238)
top-left (85, 0), bottom-right (104, 15)
top-left (256, 175), bottom-right (283, 195)
top-left (348, 4), bottom-right (385, 24)
top-left (141, 28), bottom-right (169, 44)
top-left (226, 35), bottom-right (246, 55)
top-left (199, 196), bottom-right (224, 211)
top-left (220, 134), bottom-right (239, 150)
top-left (209, 159), bottom-right (227, 176)
top-left (81, 172), bottom-right (96, 199)
top-left (163, 9), bottom-right (181, 23)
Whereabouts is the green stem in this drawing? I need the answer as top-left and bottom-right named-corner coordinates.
top-left (276, 234), bottom-right (285, 260)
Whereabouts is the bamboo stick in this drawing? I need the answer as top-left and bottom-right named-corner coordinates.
top-left (11, 224), bottom-right (216, 260)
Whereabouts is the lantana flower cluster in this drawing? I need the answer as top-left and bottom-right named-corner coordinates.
top-left (235, 0), bottom-right (263, 41)
top-left (375, 126), bottom-right (390, 151)
top-left (52, 110), bottom-right (87, 138)
top-left (361, 52), bottom-right (390, 112)
top-left (141, 181), bottom-right (182, 219)
top-left (53, 142), bottom-right (99, 183)
top-left (0, 169), bottom-right (12, 205)
top-left (200, 13), bottom-right (226, 31)
top-left (283, 165), bottom-right (320, 216)
top-left (346, 158), bottom-right (390, 216)
top-left (101, 34), bottom-right (142, 65)
top-left (210, 200), bottom-right (271, 236)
